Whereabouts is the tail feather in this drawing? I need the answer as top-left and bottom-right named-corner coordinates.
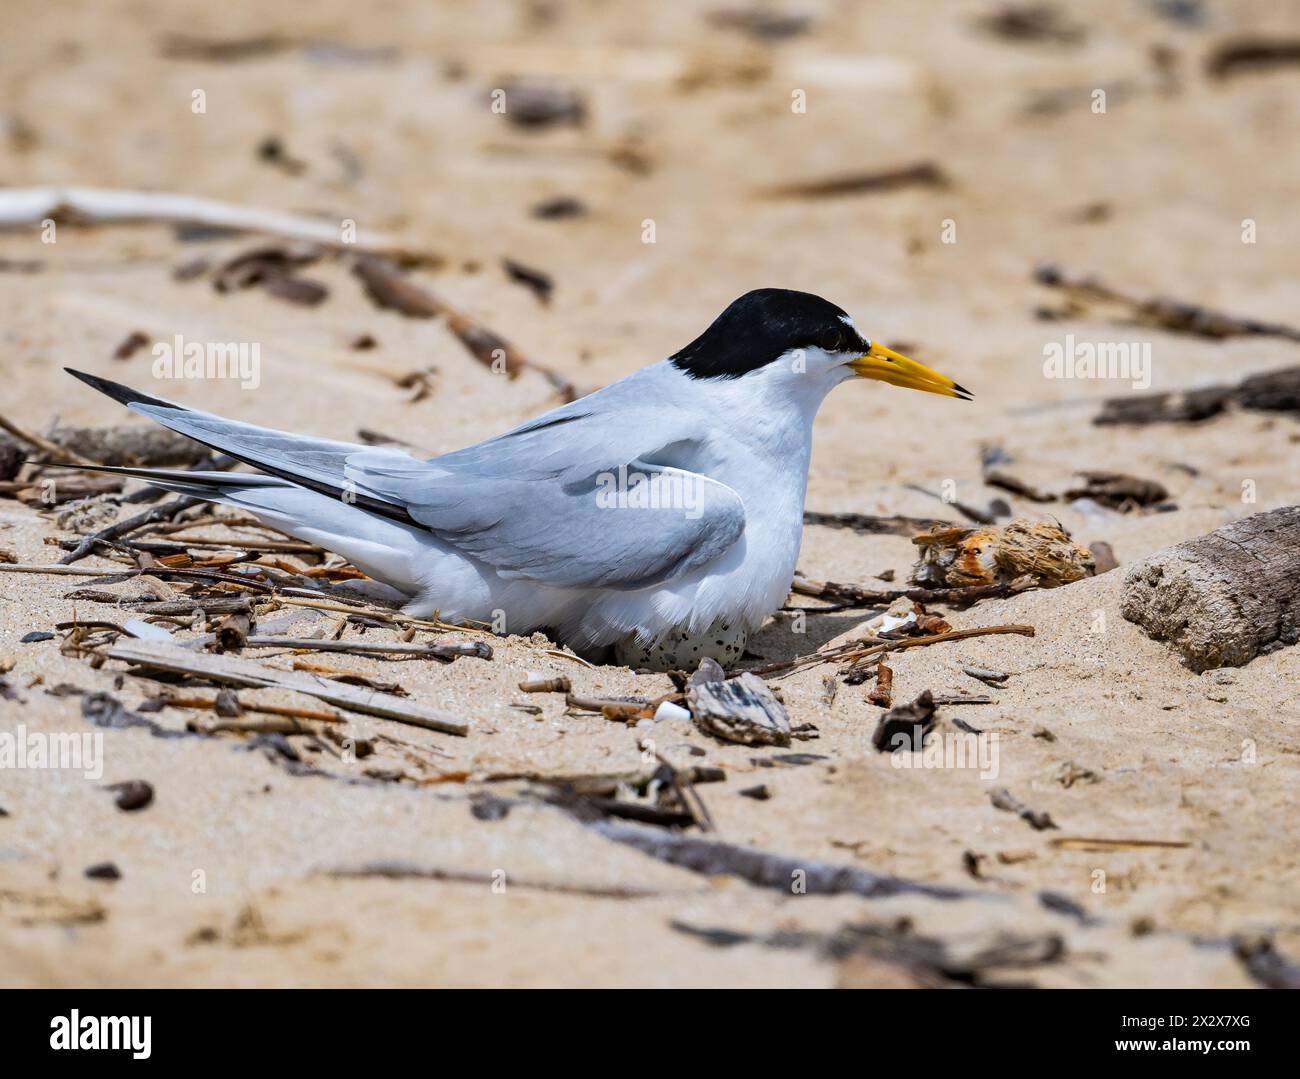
top-left (50, 462), bottom-right (427, 595)
top-left (64, 368), bottom-right (419, 527)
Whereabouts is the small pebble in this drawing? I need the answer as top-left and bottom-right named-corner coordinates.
top-left (739, 784), bottom-right (771, 800)
top-left (106, 780), bottom-right (154, 812)
top-left (20, 631), bottom-right (54, 643)
top-left (85, 862), bottom-right (121, 881)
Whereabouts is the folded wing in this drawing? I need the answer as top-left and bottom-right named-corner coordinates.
top-left (67, 369), bottom-right (745, 591)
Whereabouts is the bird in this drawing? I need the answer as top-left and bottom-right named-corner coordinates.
top-left (65, 288), bottom-right (969, 669)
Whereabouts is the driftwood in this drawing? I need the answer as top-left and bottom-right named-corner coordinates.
top-left (107, 641), bottom-right (468, 735)
top-left (46, 426), bottom-right (207, 467)
top-left (871, 690), bottom-right (935, 753)
top-left (589, 819), bottom-right (979, 901)
top-left (686, 670), bottom-right (791, 746)
top-left (792, 573), bottom-right (1026, 609)
top-left (1120, 507), bottom-right (1300, 671)
top-left (1035, 264), bottom-right (1300, 342)
top-left (990, 787), bottom-right (1058, 831)
top-left (1095, 365), bottom-right (1300, 426)
top-left (0, 185), bottom-right (433, 262)
top-left (235, 636), bottom-right (493, 661)
top-left (803, 510), bottom-right (958, 536)
top-left (1207, 38), bottom-right (1300, 80)
top-left (322, 861), bottom-right (678, 900)
top-left (759, 162), bottom-right (948, 200)
top-left (352, 256), bottom-right (577, 401)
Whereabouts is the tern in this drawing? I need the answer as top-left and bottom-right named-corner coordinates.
top-left (66, 289), bottom-right (969, 668)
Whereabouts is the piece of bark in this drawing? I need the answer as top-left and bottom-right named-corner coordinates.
top-left (1094, 366), bottom-right (1300, 426)
top-left (866, 659), bottom-right (893, 708)
top-left (983, 468), bottom-right (1057, 502)
top-left (686, 670), bottom-right (791, 746)
top-left (351, 255), bottom-right (576, 401)
top-left (1120, 506), bottom-right (1300, 671)
top-left (591, 820), bottom-right (972, 901)
top-left (990, 787), bottom-right (1057, 831)
top-left (1088, 541), bottom-right (1118, 574)
top-left (1236, 366), bottom-right (1300, 412)
top-left (1094, 385), bottom-right (1233, 426)
top-left (803, 510), bottom-right (958, 536)
top-left (1207, 38), bottom-right (1300, 80)
top-left (760, 162), bottom-right (948, 199)
top-left (1064, 471), bottom-right (1169, 510)
top-left (107, 641), bottom-right (468, 735)
top-left (871, 690), bottom-right (935, 752)
top-left (791, 573), bottom-right (1025, 608)
top-left (0, 434), bottom-right (28, 480)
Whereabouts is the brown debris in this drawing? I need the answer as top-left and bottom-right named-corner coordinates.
top-left (803, 510), bottom-right (958, 536)
top-left (211, 243), bottom-right (329, 307)
top-left (108, 641), bottom-right (469, 736)
top-left (45, 425), bottom-right (208, 467)
top-left (352, 255), bottom-right (576, 401)
top-left (983, 468), bottom-right (1056, 503)
top-left (791, 572), bottom-right (1027, 610)
top-left (761, 162), bottom-right (948, 200)
top-left (495, 79), bottom-right (586, 129)
top-left (105, 779), bottom-right (154, 812)
top-left (1096, 365), bottom-right (1300, 426)
top-left (706, 8), bottom-right (813, 42)
top-left (871, 690), bottom-right (936, 753)
top-left (1207, 38), bottom-right (1300, 80)
top-left (866, 659), bottom-right (893, 708)
top-left (912, 518), bottom-right (1094, 589)
top-left (501, 257), bottom-right (554, 305)
top-left (1064, 471), bottom-right (1169, 511)
top-left (1036, 263), bottom-right (1300, 343)
top-left (975, 5), bottom-right (1085, 45)
top-left (990, 787), bottom-right (1057, 831)
top-left (1088, 541), bottom-right (1118, 574)
top-left (518, 675), bottom-right (571, 693)
top-left (112, 330), bottom-right (151, 361)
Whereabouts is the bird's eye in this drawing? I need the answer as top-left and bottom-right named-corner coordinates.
top-left (815, 328), bottom-right (846, 352)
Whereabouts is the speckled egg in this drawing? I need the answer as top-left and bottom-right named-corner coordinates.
top-left (614, 618), bottom-right (749, 671)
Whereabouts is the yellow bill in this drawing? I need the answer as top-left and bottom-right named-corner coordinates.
top-left (849, 342), bottom-right (972, 400)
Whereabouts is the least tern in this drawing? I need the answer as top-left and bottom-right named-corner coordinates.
top-left (67, 289), bottom-right (969, 668)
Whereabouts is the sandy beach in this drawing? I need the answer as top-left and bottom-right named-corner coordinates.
top-left (1, 0), bottom-right (1298, 987)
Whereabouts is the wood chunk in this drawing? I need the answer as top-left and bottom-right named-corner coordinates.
top-left (1064, 471), bottom-right (1168, 510)
top-left (107, 641), bottom-right (468, 735)
top-left (1120, 507), bottom-right (1300, 671)
top-left (804, 510), bottom-right (957, 535)
top-left (686, 671), bottom-right (791, 746)
top-left (1094, 366), bottom-right (1300, 427)
top-left (990, 787), bottom-right (1057, 831)
top-left (1237, 366), bottom-right (1300, 412)
top-left (871, 690), bottom-right (935, 752)
top-left (866, 659), bottom-right (893, 708)
top-left (1094, 385), bottom-right (1233, 426)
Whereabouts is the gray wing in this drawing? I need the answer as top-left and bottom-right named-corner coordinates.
top-left (349, 396), bottom-right (746, 590)
top-left (67, 368), bottom-right (746, 591)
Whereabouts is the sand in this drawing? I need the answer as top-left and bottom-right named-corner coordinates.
top-left (1, 0), bottom-right (1298, 987)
